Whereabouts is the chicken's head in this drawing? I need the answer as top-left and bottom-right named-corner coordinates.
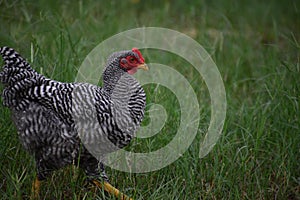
top-left (119, 48), bottom-right (148, 75)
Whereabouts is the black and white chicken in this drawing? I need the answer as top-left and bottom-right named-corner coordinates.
top-left (0, 46), bottom-right (148, 199)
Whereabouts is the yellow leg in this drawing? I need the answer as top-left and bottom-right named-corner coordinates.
top-left (92, 180), bottom-right (133, 200)
top-left (31, 177), bottom-right (41, 199)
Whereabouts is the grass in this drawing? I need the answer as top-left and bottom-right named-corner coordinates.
top-left (0, 0), bottom-right (299, 199)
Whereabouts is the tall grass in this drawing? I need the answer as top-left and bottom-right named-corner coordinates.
top-left (0, 0), bottom-right (299, 199)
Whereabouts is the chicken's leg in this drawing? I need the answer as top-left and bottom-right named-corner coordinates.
top-left (31, 177), bottom-right (41, 199)
top-left (92, 180), bottom-right (133, 200)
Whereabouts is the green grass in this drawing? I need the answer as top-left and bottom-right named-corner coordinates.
top-left (0, 0), bottom-right (299, 199)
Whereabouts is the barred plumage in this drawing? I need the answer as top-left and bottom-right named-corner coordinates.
top-left (0, 46), bottom-right (148, 198)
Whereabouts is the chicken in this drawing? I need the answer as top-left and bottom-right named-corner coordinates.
top-left (0, 46), bottom-right (148, 199)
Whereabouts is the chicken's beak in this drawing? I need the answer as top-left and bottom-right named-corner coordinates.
top-left (137, 63), bottom-right (149, 71)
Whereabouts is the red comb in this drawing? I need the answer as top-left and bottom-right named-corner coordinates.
top-left (132, 48), bottom-right (145, 63)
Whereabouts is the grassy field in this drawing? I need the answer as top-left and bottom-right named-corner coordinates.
top-left (0, 0), bottom-right (299, 199)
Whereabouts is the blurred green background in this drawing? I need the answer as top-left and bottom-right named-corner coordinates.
top-left (0, 0), bottom-right (299, 199)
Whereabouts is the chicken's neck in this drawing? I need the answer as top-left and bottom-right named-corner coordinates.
top-left (102, 64), bottom-right (127, 95)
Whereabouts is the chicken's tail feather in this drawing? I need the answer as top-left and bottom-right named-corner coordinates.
top-left (0, 46), bottom-right (38, 85)
top-left (0, 46), bottom-right (32, 70)
top-left (0, 47), bottom-right (44, 109)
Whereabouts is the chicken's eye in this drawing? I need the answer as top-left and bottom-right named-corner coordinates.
top-left (129, 57), bottom-right (135, 62)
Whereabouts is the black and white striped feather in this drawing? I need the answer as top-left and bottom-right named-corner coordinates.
top-left (0, 46), bottom-right (146, 181)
